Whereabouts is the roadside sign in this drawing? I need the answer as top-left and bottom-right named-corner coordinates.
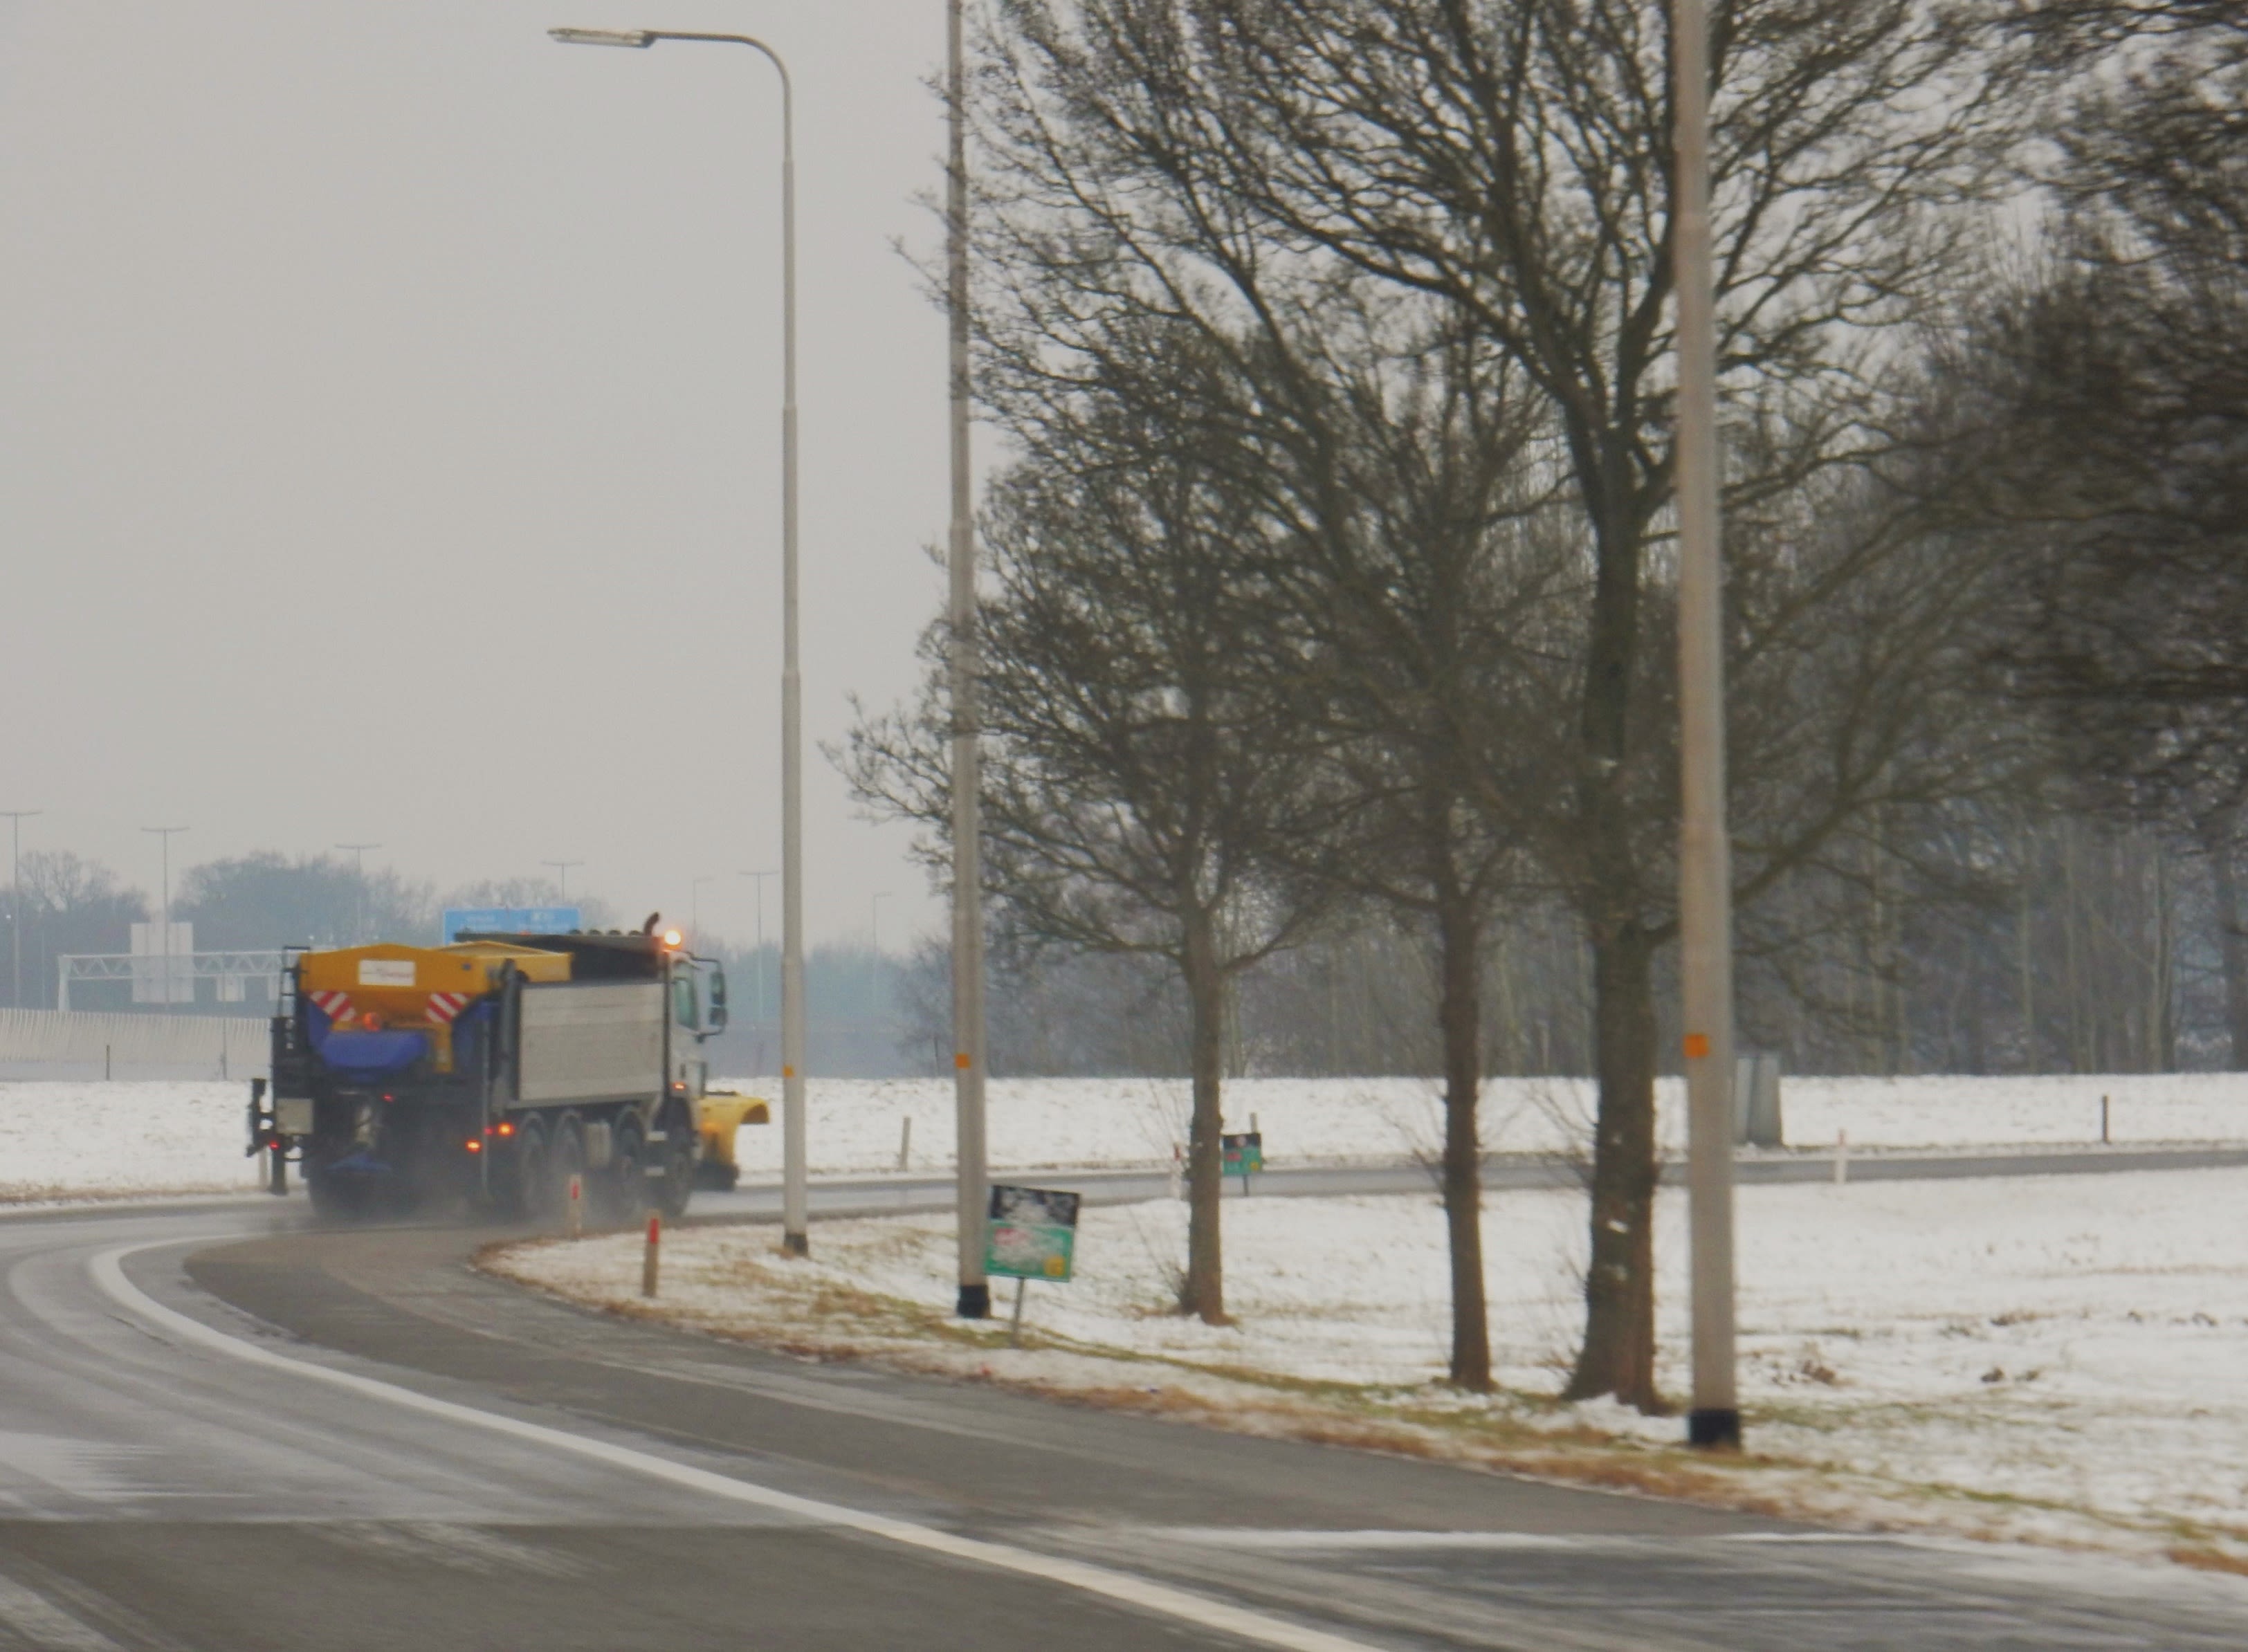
top-left (1222, 1132), bottom-right (1263, 1176)
top-left (442, 906), bottom-right (582, 944)
top-left (985, 1184), bottom-right (1079, 1281)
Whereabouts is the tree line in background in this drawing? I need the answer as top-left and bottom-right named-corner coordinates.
top-left (0, 851), bottom-right (919, 1076)
top-left (849, 0), bottom-right (2247, 1402)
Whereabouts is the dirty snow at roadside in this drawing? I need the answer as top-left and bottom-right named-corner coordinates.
top-left (0, 1082), bottom-right (263, 1200)
top-left (499, 1167), bottom-right (2248, 1554)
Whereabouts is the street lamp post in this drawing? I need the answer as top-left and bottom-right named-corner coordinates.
top-left (1, 811), bottom-right (38, 1011)
top-left (690, 874), bottom-right (715, 944)
top-left (336, 842), bottom-right (380, 943)
top-left (740, 869), bottom-right (777, 1075)
top-left (141, 826), bottom-right (189, 1013)
top-left (551, 25), bottom-right (811, 1257)
top-left (869, 890), bottom-right (893, 1033)
top-left (945, 0), bottom-right (992, 1321)
top-left (1673, 0), bottom-right (1741, 1451)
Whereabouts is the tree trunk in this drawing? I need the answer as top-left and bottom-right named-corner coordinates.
top-left (2203, 818), bottom-right (2248, 1069)
top-left (1179, 906), bottom-right (1227, 1323)
top-left (1435, 890), bottom-right (1491, 1390)
top-left (1564, 922), bottom-right (1664, 1411)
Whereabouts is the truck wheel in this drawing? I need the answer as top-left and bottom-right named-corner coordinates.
top-left (507, 1116), bottom-right (551, 1222)
top-left (601, 1113), bottom-right (648, 1225)
top-left (307, 1167), bottom-right (381, 1223)
top-left (652, 1096), bottom-right (695, 1220)
top-left (550, 1112), bottom-right (588, 1224)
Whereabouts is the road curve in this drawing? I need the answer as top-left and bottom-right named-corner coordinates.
top-left (0, 1203), bottom-right (2238, 1648)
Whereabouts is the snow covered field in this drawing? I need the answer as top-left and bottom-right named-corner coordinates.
top-left (714, 1071), bottom-right (2248, 1177)
top-left (0, 1082), bottom-right (262, 1200)
top-left (496, 1167), bottom-right (2248, 1561)
top-left (3, 1072), bottom-right (2246, 1201)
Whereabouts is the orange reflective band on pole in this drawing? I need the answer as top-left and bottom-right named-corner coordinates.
top-left (1683, 1033), bottom-right (1711, 1060)
top-left (954, 1052), bottom-right (971, 1070)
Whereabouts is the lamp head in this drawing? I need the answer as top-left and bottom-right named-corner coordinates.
top-left (549, 27), bottom-right (655, 47)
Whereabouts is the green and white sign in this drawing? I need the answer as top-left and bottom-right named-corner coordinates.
top-left (985, 1184), bottom-right (1080, 1282)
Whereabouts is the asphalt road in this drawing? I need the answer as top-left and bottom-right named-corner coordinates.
top-left (0, 1200), bottom-right (2241, 1649)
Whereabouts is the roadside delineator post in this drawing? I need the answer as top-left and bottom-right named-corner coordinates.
top-left (567, 1173), bottom-right (583, 1239)
top-left (2101, 1094), bottom-right (2110, 1146)
top-left (643, 1213), bottom-right (661, 1298)
top-left (1834, 1130), bottom-right (1849, 1186)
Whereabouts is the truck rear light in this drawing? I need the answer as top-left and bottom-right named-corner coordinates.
top-left (495, 1120), bottom-right (515, 1137)
top-left (465, 1139), bottom-right (482, 1153)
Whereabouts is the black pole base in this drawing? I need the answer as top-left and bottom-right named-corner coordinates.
top-left (1687, 1408), bottom-right (1743, 1451)
top-left (780, 1231), bottom-right (809, 1258)
top-left (956, 1283), bottom-right (991, 1319)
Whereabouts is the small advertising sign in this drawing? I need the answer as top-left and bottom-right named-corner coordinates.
top-left (984, 1184), bottom-right (1080, 1282)
top-left (1221, 1132), bottom-right (1264, 1176)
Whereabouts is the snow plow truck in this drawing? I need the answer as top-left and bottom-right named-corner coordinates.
top-left (248, 924), bottom-right (751, 1222)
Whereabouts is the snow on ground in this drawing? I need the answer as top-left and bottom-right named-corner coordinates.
top-left (3, 1070), bottom-right (2245, 1202)
top-left (0, 1082), bottom-right (264, 1200)
top-left (497, 1168), bottom-right (2248, 1560)
top-left (714, 1071), bottom-right (2248, 1176)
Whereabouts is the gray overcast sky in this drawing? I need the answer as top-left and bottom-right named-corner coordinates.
top-left (0, 1), bottom-right (958, 948)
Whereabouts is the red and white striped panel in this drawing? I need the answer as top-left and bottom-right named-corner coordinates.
top-left (426, 992), bottom-right (472, 1024)
top-left (309, 990), bottom-right (353, 1021)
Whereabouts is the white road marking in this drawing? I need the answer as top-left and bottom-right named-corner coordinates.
top-left (93, 1242), bottom-right (1387, 1652)
top-left (1135, 1529), bottom-right (1616, 1551)
top-left (0, 1572), bottom-right (124, 1651)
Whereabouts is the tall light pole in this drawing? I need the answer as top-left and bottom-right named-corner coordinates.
top-left (740, 868), bottom-right (777, 1074)
top-left (336, 842), bottom-right (380, 943)
top-left (541, 859), bottom-right (583, 901)
top-left (141, 826), bottom-right (189, 1013)
top-left (551, 25), bottom-right (811, 1258)
top-left (946, 0), bottom-right (991, 1320)
top-left (1, 811), bottom-right (39, 1011)
top-left (1674, 0), bottom-right (1741, 1451)
top-left (690, 874), bottom-right (715, 943)
top-left (869, 890), bottom-right (893, 1031)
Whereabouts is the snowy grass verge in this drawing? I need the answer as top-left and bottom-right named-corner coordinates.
top-left (0, 1083), bottom-right (266, 1202)
top-left (486, 1169), bottom-right (2248, 1573)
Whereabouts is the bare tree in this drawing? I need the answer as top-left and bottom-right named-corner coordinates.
top-left (975, 0), bottom-right (2030, 1407)
top-left (1962, 0), bottom-right (2248, 1053)
top-left (847, 351), bottom-right (1332, 1322)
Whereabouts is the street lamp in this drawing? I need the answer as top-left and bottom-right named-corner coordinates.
top-left (336, 842), bottom-right (381, 943)
top-left (690, 874), bottom-right (714, 944)
top-left (1, 811), bottom-right (39, 1010)
top-left (869, 890), bottom-right (893, 1031)
top-left (944, 0), bottom-right (992, 1321)
top-left (542, 859), bottom-right (583, 901)
top-left (1673, 0), bottom-right (1741, 1450)
top-left (740, 869), bottom-right (776, 1075)
top-left (553, 24), bottom-right (812, 1258)
top-left (141, 826), bottom-right (189, 1012)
